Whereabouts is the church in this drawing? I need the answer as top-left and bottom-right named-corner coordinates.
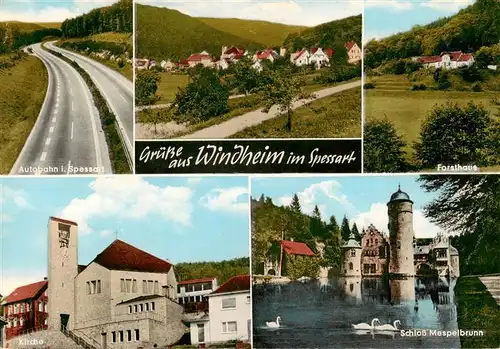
top-left (46, 216), bottom-right (186, 348)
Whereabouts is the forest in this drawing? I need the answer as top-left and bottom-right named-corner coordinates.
top-left (174, 257), bottom-right (250, 285)
top-left (365, 0), bottom-right (500, 68)
top-left (0, 24), bottom-right (61, 53)
top-left (251, 194), bottom-right (361, 277)
top-left (60, 0), bottom-right (132, 38)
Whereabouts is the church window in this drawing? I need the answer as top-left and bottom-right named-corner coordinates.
top-left (134, 305), bottom-right (138, 313)
top-left (375, 239), bottom-right (378, 244)
top-left (132, 280), bottom-right (137, 293)
top-left (111, 332), bottom-right (116, 343)
top-left (91, 281), bottom-right (97, 294)
top-left (140, 304), bottom-right (144, 312)
top-left (128, 306), bottom-right (132, 314)
top-left (87, 282), bottom-right (91, 294)
top-left (142, 280), bottom-right (147, 293)
top-left (119, 331), bottom-right (124, 342)
top-left (146, 303), bottom-right (150, 311)
top-left (135, 329), bottom-right (140, 341)
top-left (97, 280), bottom-right (101, 294)
top-left (151, 302), bottom-right (155, 311)
top-left (127, 330), bottom-right (132, 342)
top-left (154, 281), bottom-right (159, 294)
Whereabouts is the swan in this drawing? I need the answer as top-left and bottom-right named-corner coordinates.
top-left (375, 320), bottom-right (401, 331)
top-left (266, 316), bottom-right (281, 328)
top-left (352, 318), bottom-right (380, 330)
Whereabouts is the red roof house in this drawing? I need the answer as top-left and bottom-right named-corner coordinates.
top-left (345, 41), bottom-right (356, 50)
top-left (324, 48), bottom-right (334, 57)
top-left (281, 240), bottom-right (315, 256)
top-left (211, 275), bottom-right (250, 295)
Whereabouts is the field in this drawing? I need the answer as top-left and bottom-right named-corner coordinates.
top-left (232, 88), bottom-right (361, 138)
top-left (197, 18), bottom-right (305, 47)
top-left (156, 73), bottom-right (189, 104)
top-left (0, 54), bottom-right (48, 174)
top-left (365, 74), bottom-right (499, 165)
top-left (35, 22), bottom-right (61, 29)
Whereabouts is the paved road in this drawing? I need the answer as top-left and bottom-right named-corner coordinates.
top-left (10, 43), bottom-right (111, 175)
top-left (45, 42), bottom-right (133, 162)
top-left (180, 80), bottom-right (360, 139)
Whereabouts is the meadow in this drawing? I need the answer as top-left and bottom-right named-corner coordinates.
top-left (156, 73), bottom-right (189, 104)
top-left (0, 53), bottom-right (48, 174)
top-left (232, 88), bottom-right (361, 138)
top-left (365, 74), bottom-right (499, 165)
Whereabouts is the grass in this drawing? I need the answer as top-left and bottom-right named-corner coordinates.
top-left (34, 22), bottom-right (61, 29)
top-left (0, 53), bottom-right (48, 174)
top-left (197, 17), bottom-right (305, 47)
top-left (365, 74), bottom-right (499, 165)
top-left (156, 73), bottom-right (189, 104)
top-left (455, 276), bottom-right (500, 348)
top-left (232, 88), bottom-right (361, 138)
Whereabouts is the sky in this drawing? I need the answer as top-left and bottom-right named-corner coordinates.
top-left (0, 176), bottom-right (249, 297)
top-left (365, 0), bottom-right (475, 42)
top-left (251, 174), bottom-right (449, 240)
top-left (0, 0), bottom-right (117, 23)
top-left (138, 0), bottom-right (363, 27)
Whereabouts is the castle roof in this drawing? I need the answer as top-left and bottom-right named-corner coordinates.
top-left (2, 281), bottom-right (47, 305)
top-left (210, 275), bottom-right (250, 295)
top-left (91, 239), bottom-right (173, 274)
top-left (342, 233), bottom-right (361, 249)
top-left (388, 185), bottom-right (413, 204)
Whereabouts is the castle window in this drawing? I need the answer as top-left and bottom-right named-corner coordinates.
top-left (127, 330), bottom-right (132, 342)
top-left (350, 249), bottom-right (356, 257)
top-left (151, 302), bottom-right (155, 311)
top-left (134, 305), bottom-right (138, 313)
top-left (128, 306), bottom-right (132, 314)
top-left (119, 331), bottom-right (124, 342)
top-left (146, 303), bottom-right (150, 311)
top-left (135, 329), bottom-right (140, 341)
top-left (140, 304), bottom-right (144, 312)
top-left (366, 240), bottom-right (369, 247)
top-left (111, 331), bottom-right (116, 343)
top-left (349, 262), bottom-right (353, 270)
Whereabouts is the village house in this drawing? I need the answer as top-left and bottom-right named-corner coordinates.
top-left (187, 51), bottom-right (214, 68)
top-left (414, 51), bottom-right (474, 69)
top-left (290, 48), bottom-right (311, 66)
top-left (135, 58), bottom-right (150, 70)
top-left (253, 48), bottom-right (279, 63)
top-left (177, 277), bottom-right (218, 313)
top-left (160, 59), bottom-right (176, 71)
top-left (345, 41), bottom-right (361, 64)
top-left (188, 275), bottom-right (251, 346)
top-left (2, 281), bottom-right (49, 342)
top-left (221, 46), bottom-right (246, 61)
top-left (290, 47), bottom-right (334, 68)
top-left (263, 239), bottom-right (316, 277)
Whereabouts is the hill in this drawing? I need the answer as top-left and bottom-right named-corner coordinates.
top-left (35, 22), bottom-right (61, 29)
top-left (175, 257), bottom-right (249, 285)
top-left (0, 22), bottom-right (62, 53)
top-left (0, 21), bottom-right (45, 33)
top-left (365, 0), bottom-right (500, 68)
top-left (136, 4), bottom-right (265, 60)
top-left (197, 17), bottom-right (306, 48)
top-left (283, 15), bottom-right (362, 52)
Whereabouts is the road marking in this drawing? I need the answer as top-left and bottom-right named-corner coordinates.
top-left (71, 122), bottom-right (74, 139)
top-left (45, 138), bottom-right (51, 145)
top-left (40, 152), bottom-right (47, 162)
top-left (119, 93), bottom-right (127, 102)
top-left (52, 117), bottom-right (56, 122)
top-left (49, 126), bottom-right (54, 133)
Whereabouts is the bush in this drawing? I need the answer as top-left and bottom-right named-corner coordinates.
top-left (412, 84), bottom-right (427, 91)
top-left (315, 65), bottom-right (361, 84)
top-left (364, 119), bottom-right (410, 172)
top-left (471, 82), bottom-right (482, 92)
top-left (117, 58), bottom-right (124, 68)
top-left (135, 70), bottom-right (160, 106)
top-left (455, 65), bottom-right (483, 82)
top-left (363, 82), bottom-right (375, 89)
top-left (414, 102), bottom-right (495, 168)
top-left (437, 80), bottom-right (451, 90)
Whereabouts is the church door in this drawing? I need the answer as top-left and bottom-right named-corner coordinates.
top-left (60, 314), bottom-right (70, 332)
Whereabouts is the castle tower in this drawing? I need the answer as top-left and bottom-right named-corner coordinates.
top-left (47, 217), bottom-right (78, 331)
top-left (387, 186), bottom-right (415, 276)
top-left (341, 232), bottom-right (362, 277)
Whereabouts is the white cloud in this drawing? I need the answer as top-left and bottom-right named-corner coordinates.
top-left (59, 176), bottom-right (193, 234)
top-left (278, 180), bottom-right (355, 219)
top-left (0, 269), bottom-right (46, 298)
top-left (353, 202), bottom-right (444, 238)
top-left (200, 187), bottom-right (249, 214)
top-left (0, 186), bottom-right (31, 209)
top-left (100, 229), bottom-right (113, 238)
top-left (140, 0), bottom-right (361, 26)
top-left (420, 0), bottom-right (474, 11)
top-left (365, 0), bottom-right (414, 11)
top-left (186, 177), bottom-right (202, 186)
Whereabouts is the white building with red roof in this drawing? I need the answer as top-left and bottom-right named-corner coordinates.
top-left (177, 277), bottom-right (218, 312)
top-left (264, 239), bottom-right (316, 277)
top-left (414, 51), bottom-right (475, 69)
top-left (290, 47), bottom-right (334, 68)
top-left (187, 51), bottom-right (214, 68)
top-left (221, 46), bottom-right (247, 61)
top-left (345, 41), bottom-right (361, 64)
top-left (253, 48), bottom-right (279, 63)
top-left (290, 48), bottom-right (310, 66)
top-left (188, 275), bottom-right (251, 346)
top-left (4, 216), bottom-right (187, 349)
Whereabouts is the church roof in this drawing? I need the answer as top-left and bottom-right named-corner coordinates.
top-left (2, 280), bottom-right (47, 305)
top-left (91, 239), bottom-right (173, 274)
top-left (388, 185), bottom-right (413, 204)
top-left (210, 275), bottom-right (250, 295)
top-left (49, 216), bottom-right (78, 226)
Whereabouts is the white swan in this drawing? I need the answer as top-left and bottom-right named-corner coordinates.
top-left (352, 318), bottom-right (380, 330)
top-left (266, 316), bottom-right (281, 328)
top-left (375, 320), bottom-right (401, 331)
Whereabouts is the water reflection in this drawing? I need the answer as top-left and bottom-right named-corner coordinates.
top-left (253, 276), bottom-right (460, 349)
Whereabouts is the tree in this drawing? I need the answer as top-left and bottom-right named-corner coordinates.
top-left (310, 205), bottom-right (327, 240)
top-left (285, 255), bottom-right (320, 280)
top-left (290, 194), bottom-right (301, 213)
top-left (340, 215), bottom-right (351, 242)
top-left (231, 56), bottom-right (262, 95)
top-left (135, 70), bottom-right (160, 106)
top-left (174, 67), bottom-right (229, 120)
top-left (418, 175), bottom-right (500, 274)
top-left (259, 69), bottom-right (315, 131)
top-left (323, 215), bottom-right (342, 268)
top-left (364, 119), bottom-right (410, 172)
top-left (414, 102), bottom-right (496, 168)
top-left (351, 223), bottom-right (361, 242)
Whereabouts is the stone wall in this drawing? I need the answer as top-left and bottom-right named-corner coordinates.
top-left (388, 201), bottom-right (415, 276)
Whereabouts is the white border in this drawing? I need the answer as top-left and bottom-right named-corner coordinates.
top-left (247, 175), bottom-right (254, 348)
top-left (132, 0), bottom-right (137, 174)
top-left (360, 1), bottom-right (365, 173)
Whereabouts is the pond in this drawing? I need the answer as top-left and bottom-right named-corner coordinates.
top-left (252, 276), bottom-right (460, 349)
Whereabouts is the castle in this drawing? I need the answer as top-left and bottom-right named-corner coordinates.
top-left (341, 187), bottom-right (460, 279)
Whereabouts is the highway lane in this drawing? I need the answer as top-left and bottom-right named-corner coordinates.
top-left (10, 43), bottom-right (112, 175)
top-left (45, 42), bottom-right (133, 163)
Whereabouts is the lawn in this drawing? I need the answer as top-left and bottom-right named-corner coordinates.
top-left (0, 54), bottom-right (48, 174)
top-left (232, 88), bottom-right (361, 138)
top-left (455, 276), bottom-right (500, 348)
top-left (156, 73), bottom-right (189, 104)
top-left (365, 74), bottom-right (499, 165)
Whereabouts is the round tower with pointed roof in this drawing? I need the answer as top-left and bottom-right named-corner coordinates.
top-left (387, 185), bottom-right (415, 276)
top-left (341, 232), bottom-right (362, 276)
